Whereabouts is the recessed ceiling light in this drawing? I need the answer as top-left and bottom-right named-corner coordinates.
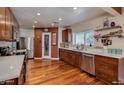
top-left (58, 18), bottom-right (63, 21)
top-left (32, 25), bottom-right (35, 28)
top-left (51, 23), bottom-right (55, 26)
top-left (73, 7), bottom-right (77, 10)
top-left (37, 13), bottom-right (40, 16)
top-left (34, 21), bottom-right (38, 23)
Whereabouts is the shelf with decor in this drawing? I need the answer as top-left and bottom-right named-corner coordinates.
top-left (95, 26), bottom-right (122, 32)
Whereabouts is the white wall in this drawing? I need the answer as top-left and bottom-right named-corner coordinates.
top-left (58, 27), bottom-right (64, 48)
top-left (71, 13), bottom-right (124, 50)
top-left (0, 41), bottom-right (12, 47)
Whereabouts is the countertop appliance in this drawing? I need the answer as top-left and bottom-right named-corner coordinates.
top-left (81, 53), bottom-right (95, 75)
top-left (0, 47), bottom-right (10, 56)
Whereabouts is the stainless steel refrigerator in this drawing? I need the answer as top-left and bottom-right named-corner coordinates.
top-left (17, 37), bottom-right (34, 58)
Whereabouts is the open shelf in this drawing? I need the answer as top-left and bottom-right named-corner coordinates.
top-left (95, 26), bottom-right (122, 32)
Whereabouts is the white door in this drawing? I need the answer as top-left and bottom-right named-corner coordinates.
top-left (42, 32), bottom-right (51, 59)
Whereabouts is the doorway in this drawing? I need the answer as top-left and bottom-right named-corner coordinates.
top-left (42, 32), bottom-right (51, 59)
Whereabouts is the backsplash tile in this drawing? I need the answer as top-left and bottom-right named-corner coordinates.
top-left (0, 41), bottom-right (12, 48)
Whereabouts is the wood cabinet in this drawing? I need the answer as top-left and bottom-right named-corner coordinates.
top-left (74, 52), bottom-right (82, 68)
top-left (62, 28), bottom-right (72, 42)
top-left (0, 8), bottom-right (6, 40)
top-left (95, 55), bottom-right (118, 84)
top-left (5, 8), bottom-right (12, 40)
top-left (0, 7), bottom-right (19, 41)
top-left (59, 49), bottom-right (81, 68)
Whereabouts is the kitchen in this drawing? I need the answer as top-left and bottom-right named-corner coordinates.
top-left (0, 7), bottom-right (124, 85)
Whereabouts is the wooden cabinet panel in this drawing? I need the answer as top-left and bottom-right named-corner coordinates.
top-left (5, 8), bottom-right (12, 40)
top-left (62, 29), bottom-right (72, 42)
top-left (95, 55), bottom-right (118, 84)
top-left (59, 49), bottom-right (81, 68)
top-left (0, 7), bottom-right (19, 41)
top-left (0, 8), bottom-right (6, 40)
top-left (62, 30), bottom-right (68, 42)
top-left (74, 52), bottom-right (82, 68)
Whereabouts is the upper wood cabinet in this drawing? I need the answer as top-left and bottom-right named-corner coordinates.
top-left (0, 7), bottom-right (19, 41)
top-left (62, 28), bottom-right (72, 43)
top-left (0, 8), bottom-right (6, 40)
top-left (5, 8), bottom-right (12, 40)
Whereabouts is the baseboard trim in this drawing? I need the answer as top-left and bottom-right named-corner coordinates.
top-left (28, 58), bottom-right (34, 60)
top-left (42, 58), bottom-right (59, 60)
top-left (34, 57), bottom-right (59, 60)
top-left (51, 58), bottom-right (59, 60)
top-left (34, 57), bottom-right (42, 59)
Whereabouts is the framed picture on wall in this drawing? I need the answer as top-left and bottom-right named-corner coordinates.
top-left (52, 33), bottom-right (57, 45)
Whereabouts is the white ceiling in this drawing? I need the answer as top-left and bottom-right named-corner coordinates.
top-left (11, 7), bottom-right (106, 29)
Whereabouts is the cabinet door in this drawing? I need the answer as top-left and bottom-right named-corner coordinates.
top-left (59, 49), bottom-right (65, 61)
top-left (62, 29), bottom-right (72, 42)
top-left (69, 51), bottom-right (76, 65)
top-left (95, 55), bottom-right (118, 83)
top-left (74, 52), bottom-right (81, 68)
top-left (67, 29), bottom-right (72, 42)
top-left (5, 8), bottom-right (12, 40)
top-left (0, 8), bottom-right (6, 40)
top-left (62, 30), bottom-right (68, 42)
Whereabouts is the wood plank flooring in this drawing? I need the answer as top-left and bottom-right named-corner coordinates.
top-left (26, 59), bottom-right (106, 85)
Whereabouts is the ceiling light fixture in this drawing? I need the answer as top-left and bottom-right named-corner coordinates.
top-left (51, 22), bottom-right (59, 27)
top-left (32, 25), bottom-right (35, 28)
top-left (58, 18), bottom-right (62, 21)
top-left (51, 23), bottom-right (55, 26)
top-left (37, 13), bottom-right (40, 16)
top-left (34, 21), bottom-right (38, 23)
top-left (73, 7), bottom-right (77, 10)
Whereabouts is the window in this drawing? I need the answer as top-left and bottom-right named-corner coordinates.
top-left (75, 32), bottom-right (84, 44)
top-left (84, 30), bottom-right (95, 45)
top-left (73, 30), bottom-right (95, 46)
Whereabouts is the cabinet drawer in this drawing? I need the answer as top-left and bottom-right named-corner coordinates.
top-left (95, 55), bottom-right (118, 65)
top-left (96, 62), bottom-right (117, 74)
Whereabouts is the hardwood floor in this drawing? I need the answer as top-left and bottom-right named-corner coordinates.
top-left (26, 59), bottom-right (106, 85)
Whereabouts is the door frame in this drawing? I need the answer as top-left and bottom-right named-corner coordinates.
top-left (42, 32), bottom-right (51, 59)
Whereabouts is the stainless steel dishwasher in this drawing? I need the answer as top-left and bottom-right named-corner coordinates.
top-left (81, 53), bottom-right (95, 75)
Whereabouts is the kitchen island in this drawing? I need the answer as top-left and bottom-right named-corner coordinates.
top-left (0, 55), bottom-right (26, 85)
top-left (59, 48), bottom-right (124, 84)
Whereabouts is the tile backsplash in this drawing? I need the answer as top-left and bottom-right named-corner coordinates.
top-left (0, 41), bottom-right (12, 48)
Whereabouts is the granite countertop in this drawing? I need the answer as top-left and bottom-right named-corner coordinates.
top-left (60, 47), bottom-right (124, 59)
top-left (0, 55), bottom-right (25, 81)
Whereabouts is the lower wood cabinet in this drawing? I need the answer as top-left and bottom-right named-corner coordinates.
top-left (95, 55), bottom-right (118, 84)
top-left (59, 49), bottom-right (81, 68)
top-left (59, 49), bottom-right (120, 84)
